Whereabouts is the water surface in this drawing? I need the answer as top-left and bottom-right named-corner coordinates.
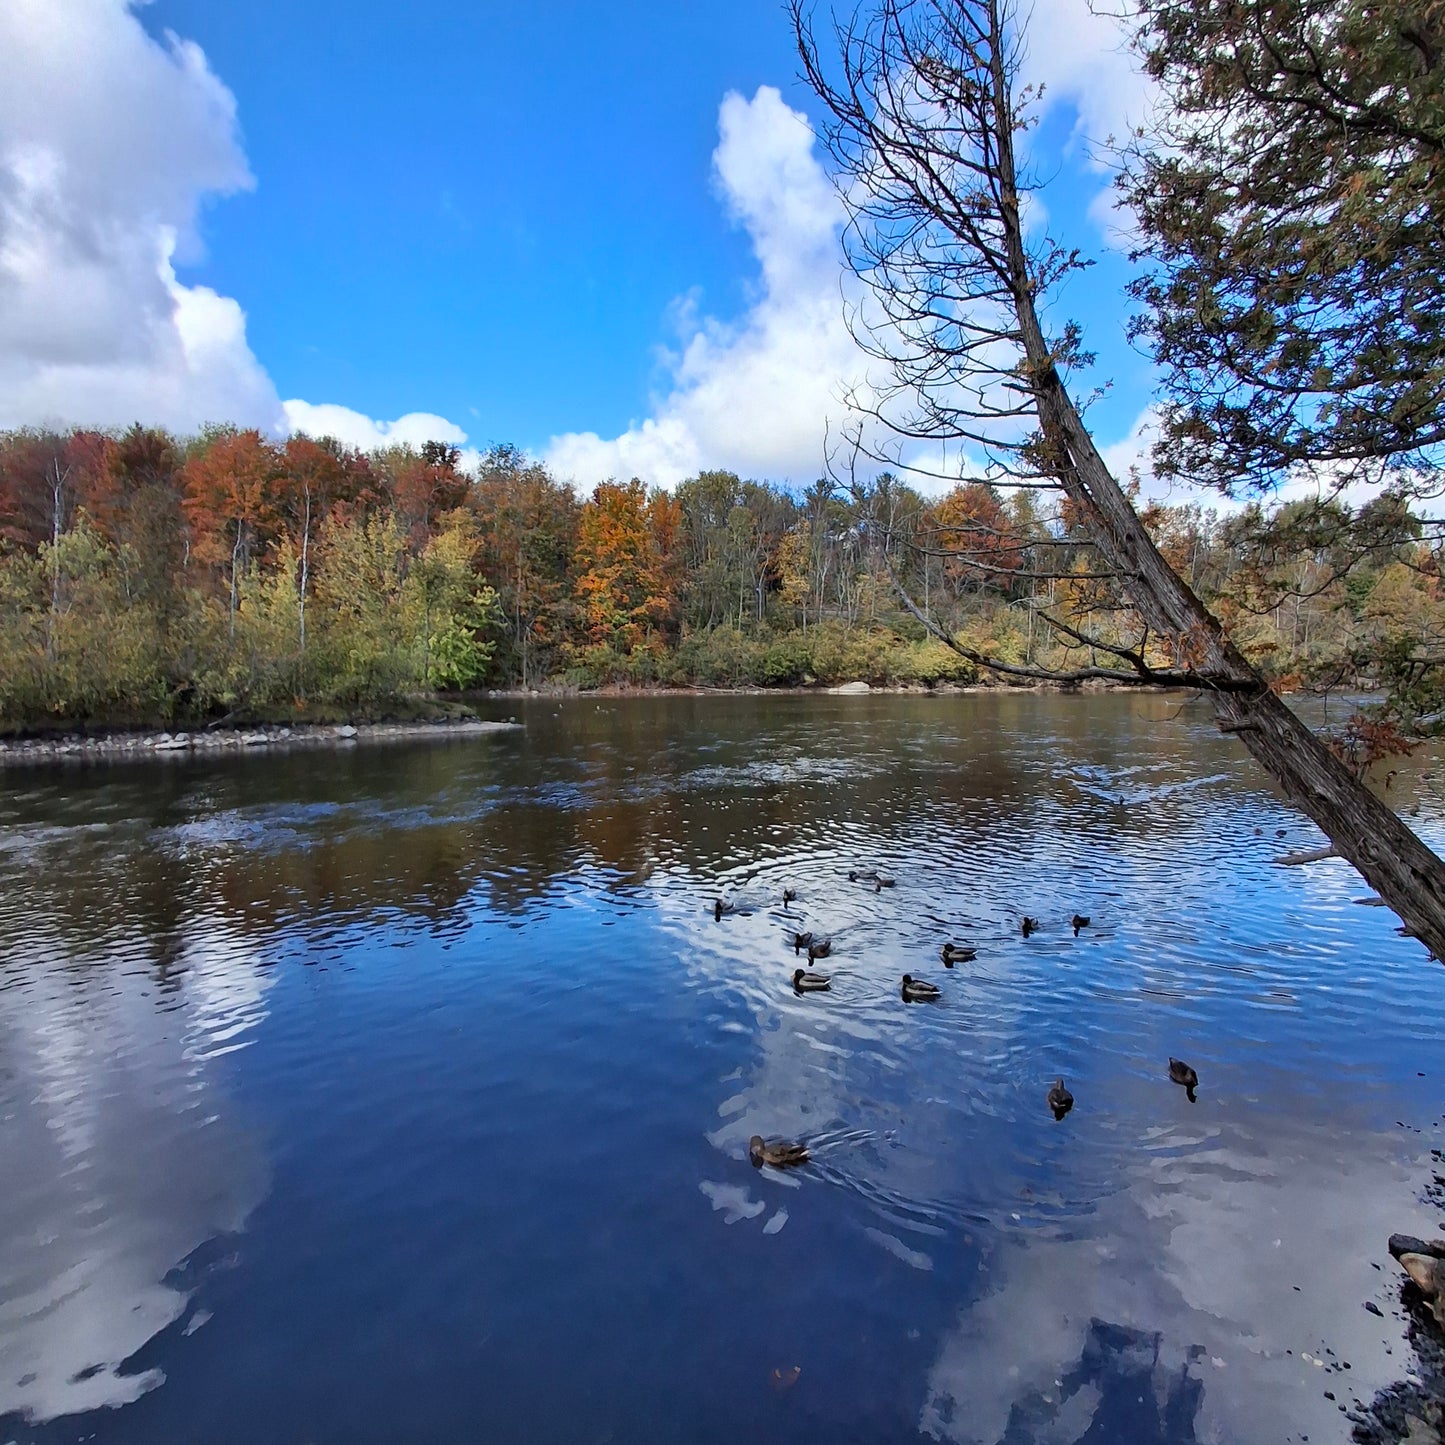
top-left (1, 692), bottom-right (1442, 1444)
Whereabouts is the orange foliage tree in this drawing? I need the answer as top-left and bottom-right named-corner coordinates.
top-left (573, 480), bottom-right (682, 655)
top-left (925, 483), bottom-right (1022, 598)
top-left (182, 430), bottom-right (283, 634)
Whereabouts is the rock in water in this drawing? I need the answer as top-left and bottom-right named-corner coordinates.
top-left (1390, 1234), bottom-right (1445, 1261)
top-left (1393, 1247), bottom-right (1445, 1329)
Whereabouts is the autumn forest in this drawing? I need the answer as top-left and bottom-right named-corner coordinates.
top-left (0, 423), bottom-right (1440, 731)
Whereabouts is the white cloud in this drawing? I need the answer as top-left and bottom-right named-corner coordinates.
top-left (1019, 1), bottom-right (1154, 162)
top-left (282, 400), bottom-right (469, 453)
top-left (1101, 405), bottom-right (1159, 492)
top-left (545, 87), bottom-right (866, 490)
top-left (0, 0), bottom-right (284, 433)
top-left (1018, 2), bottom-right (1156, 252)
top-left (0, 0), bottom-right (489, 453)
top-left (0, 4), bottom-right (1156, 483)
top-left (544, 57), bottom-right (1161, 494)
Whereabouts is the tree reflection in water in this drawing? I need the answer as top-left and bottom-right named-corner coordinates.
top-left (995, 1320), bottom-right (1204, 1445)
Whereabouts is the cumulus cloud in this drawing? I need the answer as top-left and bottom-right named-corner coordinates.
top-left (545, 55), bottom-right (1159, 494)
top-left (1020, 0), bottom-right (1153, 160)
top-left (0, 1), bottom-right (480, 453)
top-left (545, 87), bottom-right (865, 490)
top-left (1017, 1), bottom-right (1158, 252)
top-left (0, 3), bottom-right (1153, 483)
top-left (282, 401), bottom-right (469, 452)
top-left (0, 0), bottom-right (284, 433)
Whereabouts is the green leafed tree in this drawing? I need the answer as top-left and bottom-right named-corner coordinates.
top-left (1123, 0), bottom-right (1445, 499)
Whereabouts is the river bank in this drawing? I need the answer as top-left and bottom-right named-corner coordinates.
top-left (479, 675), bottom-right (1156, 699)
top-left (0, 717), bottom-right (523, 769)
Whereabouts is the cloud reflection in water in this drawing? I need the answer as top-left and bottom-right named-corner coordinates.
top-left (0, 920), bottom-right (270, 1423)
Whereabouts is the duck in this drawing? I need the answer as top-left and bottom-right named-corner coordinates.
top-left (874, 874), bottom-right (896, 891)
top-left (1169, 1057), bottom-right (1199, 1101)
top-left (848, 868), bottom-right (878, 883)
top-left (713, 899), bottom-right (734, 923)
top-left (792, 967), bottom-right (831, 992)
top-left (807, 937), bottom-right (832, 961)
top-left (1021, 916), bottom-right (1039, 937)
top-left (940, 943), bottom-right (977, 967)
top-left (901, 974), bottom-right (941, 1002)
top-left (792, 930), bottom-right (813, 955)
top-left (1168, 1057), bottom-right (1197, 1087)
top-left (1047, 1078), bottom-right (1074, 1118)
top-left (1071, 914), bottom-right (1090, 935)
top-left (782, 887), bottom-right (797, 906)
top-left (750, 1134), bottom-right (809, 1169)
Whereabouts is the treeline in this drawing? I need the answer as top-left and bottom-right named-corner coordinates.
top-left (0, 424), bottom-right (1440, 728)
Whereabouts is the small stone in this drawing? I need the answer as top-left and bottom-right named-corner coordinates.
top-left (335, 725), bottom-right (358, 739)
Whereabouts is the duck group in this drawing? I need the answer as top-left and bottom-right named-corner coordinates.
top-left (735, 879), bottom-right (1205, 1162)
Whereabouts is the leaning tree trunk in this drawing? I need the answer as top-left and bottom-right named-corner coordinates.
top-left (1044, 362), bottom-right (1445, 956)
top-left (984, 43), bottom-right (1445, 958)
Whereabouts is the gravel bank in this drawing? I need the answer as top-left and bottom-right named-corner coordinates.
top-left (0, 718), bottom-right (522, 768)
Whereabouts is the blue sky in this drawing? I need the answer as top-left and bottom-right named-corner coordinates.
top-left (0, 0), bottom-right (1158, 490)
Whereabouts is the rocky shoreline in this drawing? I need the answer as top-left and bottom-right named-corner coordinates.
top-left (480, 676), bottom-right (1164, 699)
top-left (0, 717), bottom-right (523, 769)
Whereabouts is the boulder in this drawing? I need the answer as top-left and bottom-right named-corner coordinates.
top-left (1390, 1234), bottom-right (1445, 1262)
top-left (1392, 1243), bottom-right (1445, 1330)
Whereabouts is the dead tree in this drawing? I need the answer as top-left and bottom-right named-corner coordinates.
top-left (793, 0), bottom-right (1445, 958)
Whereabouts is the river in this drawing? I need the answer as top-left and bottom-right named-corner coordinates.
top-left (1, 692), bottom-right (1441, 1444)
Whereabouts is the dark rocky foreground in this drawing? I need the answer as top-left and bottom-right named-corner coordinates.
top-left (0, 718), bottom-right (522, 768)
top-left (1355, 1188), bottom-right (1445, 1443)
top-left (1352, 1291), bottom-right (1445, 1444)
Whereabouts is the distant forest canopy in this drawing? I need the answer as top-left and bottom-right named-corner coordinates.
top-left (0, 423), bottom-right (1440, 729)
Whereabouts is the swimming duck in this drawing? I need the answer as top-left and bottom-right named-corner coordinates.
top-left (782, 887), bottom-right (797, 906)
top-left (1071, 914), bottom-right (1090, 935)
top-left (901, 974), bottom-right (941, 1002)
top-left (848, 868), bottom-right (878, 883)
top-left (807, 937), bottom-right (832, 961)
top-left (1047, 1078), bottom-right (1074, 1118)
top-left (750, 1134), bottom-right (809, 1169)
top-left (1021, 917), bottom-right (1039, 937)
top-left (792, 930), bottom-right (813, 955)
top-left (1169, 1057), bottom-right (1199, 1101)
top-left (940, 943), bottom-right (977, 967)
top-left (874, 874), bottom-right (896, 891)
top-left (792, 967), bottom-right (831, 992)
top-left (714, 899), bottom-right (734, 922)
